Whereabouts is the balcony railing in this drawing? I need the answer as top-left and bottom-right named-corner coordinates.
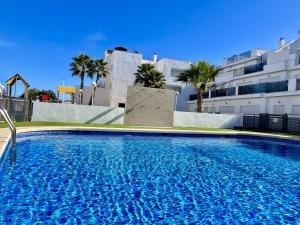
top-left (238, 80), bottom-right (288, 95)
top-left (244, 63), bottom-right (264, 75)
top-left (211, 87), bottom-right (236, 98)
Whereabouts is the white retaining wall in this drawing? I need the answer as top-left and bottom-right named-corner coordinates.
top-left (173, 111), bottom-right (243, 128)
top-left (31, 102), bottom-right (243, 128)
top-left (31, 102), bottom-right (124, 124)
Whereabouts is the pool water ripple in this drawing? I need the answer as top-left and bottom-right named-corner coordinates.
top-left (0, 132), bottom-right (299, 224)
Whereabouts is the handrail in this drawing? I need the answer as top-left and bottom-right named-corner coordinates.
top-left (0, 106), bottom-right (16, 143)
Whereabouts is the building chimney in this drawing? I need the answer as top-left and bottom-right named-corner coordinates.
top-left (279, 37), bottom-right (285, 48)
top-left (153, 53), bottom-right (158, 63)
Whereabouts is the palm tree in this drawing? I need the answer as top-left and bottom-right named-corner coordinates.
top-left (134, 64), bottom-right (165, 88)
top-left (177, 61), bottom-right (221, 112)
top-left (87, 58), bottom-right (109, 85)
top-left (70, 53), bottom-right (92, 103)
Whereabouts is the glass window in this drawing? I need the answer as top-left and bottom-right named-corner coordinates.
top-left (244, 63), bottom-right (264, 75)
top-left (238, 80), bottom-right (288, 95)
top-left (238, 51), bottom-right (251, 60)
top-left (265, 80), bottom-right (288, 93)
top-left (296, 79), bottom-right (300, 90)
top-left (189, 94), bottom-right (197, 101)
top-left (211, 87), bottom-right (236, 98)
top-left (189, 92), bottom-right (208, 101)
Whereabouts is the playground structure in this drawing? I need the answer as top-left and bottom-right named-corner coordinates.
top-left (6, 73), bottom-right (30, 99)
top-left (57, 85), bottom-right (76, 103)
top-left (1, 74), bottom-right (31, 121)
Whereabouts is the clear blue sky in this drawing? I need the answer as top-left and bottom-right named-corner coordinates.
top-left (0, 0), bottom-right (300, 94)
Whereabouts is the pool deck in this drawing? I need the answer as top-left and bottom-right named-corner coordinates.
top-left (1, 126), bottom-right (300, 160)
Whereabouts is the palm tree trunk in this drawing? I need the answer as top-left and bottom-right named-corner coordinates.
top-left (80, 74), bottom-right (84, 104)
top-left (196, 89), bottom-right (203, 113)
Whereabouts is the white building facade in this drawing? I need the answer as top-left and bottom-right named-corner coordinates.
top-left (104, 47), bottom-right (193, 110)
top-left (187, 32), bottom-right (300, 115)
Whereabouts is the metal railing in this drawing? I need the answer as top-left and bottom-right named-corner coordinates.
top-left (0, 106), bottom-right (16, 142)
top-left (243, 113), bottom-right (300, 134)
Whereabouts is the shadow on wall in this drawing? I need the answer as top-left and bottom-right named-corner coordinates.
top-left (85, 108), bottom-right (115, 124)
top-left (220, 115), bottom-right (243, 128)
top-left (84, 107), bottom-right (125, 124)
top-left (104, 112), bottom-right (125, 125)
top-left (125, 89), bottom-right (162, 115)
top-left (124, 86), bottom-right (175, 127)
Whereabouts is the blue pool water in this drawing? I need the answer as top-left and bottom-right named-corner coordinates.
top-left (0, 131), bottom-right (299, 224)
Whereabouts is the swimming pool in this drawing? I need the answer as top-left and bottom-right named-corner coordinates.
top-left (0, 131), bottom-right (299, 224)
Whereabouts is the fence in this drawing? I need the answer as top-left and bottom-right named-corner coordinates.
top-left (243, 113), bottom-right (300, 134)
top-left (0, 97), bottom-right (32, 122)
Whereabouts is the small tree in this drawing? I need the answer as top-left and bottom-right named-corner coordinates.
top-left (87, 58), bottom-right (109, 85)
top-left (177, 61), bottom-right (221, 112)
top-left (134, 64), bottom-right (165, 88)
top-left (70, 53), bottom-right (92, 103)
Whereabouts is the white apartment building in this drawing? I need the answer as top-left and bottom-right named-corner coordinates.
top-left (104, 47), bottom-right (193, 110)
top-left (187, 32), bottom-right (300, 115)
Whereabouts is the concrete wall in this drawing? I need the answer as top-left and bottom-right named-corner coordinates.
top-left (32, 102), bottom-right (124, 124)
top-left (173, 111), bottom-right (243, 128)
top-left (176, 85), bottom-right (195, 111)
top-left (124, 86), bottom-right (175, 127)
top-left (31, 100), bottom-right (243, 129)
top-left (105, 50), bottom-right (143, 107)
top-left (74, 87), bottom-right (111, 106)
top-left (104, 50), bottom-right (191, 110)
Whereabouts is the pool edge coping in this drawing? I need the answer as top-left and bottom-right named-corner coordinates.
top-left (0, 126), bottom-right (299, 160)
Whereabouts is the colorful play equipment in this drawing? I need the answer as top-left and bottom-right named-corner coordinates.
top-left (57, 85), bottom-right (76, 103)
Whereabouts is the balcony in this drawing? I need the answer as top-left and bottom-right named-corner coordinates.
top-left (238, 80), bottom-right (288, 95)
top-left (211, 87), bottom-right (236, 98)
top-left (244, 63), bottom-right (264, 74)
top-left (233, 63), bottom-right (265, 77)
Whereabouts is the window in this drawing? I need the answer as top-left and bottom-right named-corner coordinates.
top-left (211, 87), bottom-right (235, 98)
top-left (296, 79), bottom-right (300, 90)
top-left (296, 51), bottom-right (300, 65)
top-left (239, 50), bottom-right (251, 60)
top-left (238, 80), bottom-right (288, 95)
top-left (189, 92), bottom-right (209, 101)
top-left (244, 63), bottom-right (264, 75)
top-left (118, 103), bottom-right (125, 108)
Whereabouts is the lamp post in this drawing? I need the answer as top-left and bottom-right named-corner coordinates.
top-left (91, 82), bottom-right (97, 106)
top-left (0, 83), bottom-right (4, 99)
top-left (174, 91), bottom-right (179, 111)
top-left (79, 89), bottom-right (83, 105)
top-left (62, 78), bottom-right (65, 103)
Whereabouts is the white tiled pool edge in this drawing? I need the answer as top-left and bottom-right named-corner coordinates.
top-left (0, 126), bottom-right (299, 160)
top-left (0, 128), bottom-right (11, 160)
